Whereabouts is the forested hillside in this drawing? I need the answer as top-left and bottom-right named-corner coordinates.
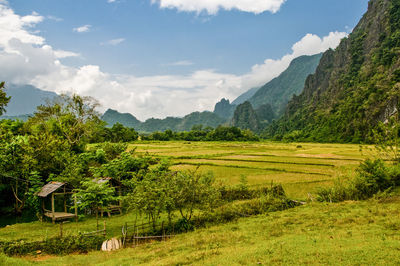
top-left (212, 54), bottom-right (322, 124)
top-left (267, 0), bottom-right (400, 143)
top-left (102, 109), bottom-right (227, 132)
top-left (248, 53), bottom-right (322, 115)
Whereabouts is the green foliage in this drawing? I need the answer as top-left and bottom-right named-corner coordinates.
top-left (142, 126), bottom-right (259, 141)
top-left (75, 180), bottom-right (117, 221)
top-left (27, 94), bottom-right (102, 152)
top-left (373, 116), bottom-right (400, 162)
top-left (266, 0), bottom-right (400, 144)
top-left (0, 82), bottom-right (11, 116)
top-left (1, 234), bottom-right (104, 256)
top-left (107, 122), bottom-right (138, 142)
top-left (89, 142), bottom-right (128, 161)
top-left (193, 187), bottom-right (294, 228)
top-left (316, 159), bottom-right (398, 202)
top-left (92, 151), bottom-right (156, 181)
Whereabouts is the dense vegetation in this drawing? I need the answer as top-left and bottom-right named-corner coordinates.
top-left (267, 0), bottom-right (400, 143)
top-left (141, 125), bottom-right (259, 141)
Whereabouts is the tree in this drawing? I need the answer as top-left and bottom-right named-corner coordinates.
top-left (172, 170), bottom-right (219, 223)
top-left (0, 136), bottom-right (40, 214)
top-left (27, 94), bottom-right (102, 152)
top-left (75, 179), bottom-right (116, 229)
top-left (0, 82), bottom-right (11, 116)
top-left (373, 114), bottom-right (400, 162)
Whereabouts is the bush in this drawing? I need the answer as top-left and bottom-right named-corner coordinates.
top-left (1, 234), bottom-right (105, 256)
top-left (316, 159), bottom-right (399, 202)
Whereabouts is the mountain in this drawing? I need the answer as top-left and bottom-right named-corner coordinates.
top-left (102, 108), bottom-right (227, 132)
top-left (267, 0), bottom-right (400, 143)
top-left (0, 84), bottom-right (57, 117)
top-left (213, 54), bottom-right (323, 121)
top-left (232, 87), bottom-right (259, 105)
top-left (248, 53), bottom-right (323, 116)
top-left (232, 101), bottom-right (259, 132)
top-left (101, 109), bottom-right (141, 128)
top-left (213, 98), bottom-right (236, 119)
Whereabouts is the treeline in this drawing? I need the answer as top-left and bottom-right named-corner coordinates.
top-left (141, 125), bottom-right (259, 141)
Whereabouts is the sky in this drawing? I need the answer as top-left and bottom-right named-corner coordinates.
top-left (1, 0), bottom-right (369, 120)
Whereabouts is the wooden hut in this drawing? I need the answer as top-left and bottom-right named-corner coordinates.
top-left (93, 177), bottom-right (122, 217)
top-left (37, 181), bottom-right (77, 224)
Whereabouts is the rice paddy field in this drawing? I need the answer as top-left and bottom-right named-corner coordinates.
top-left (132, 141), bottom-right (373, 200)
top-left (3, 140), bottom-right (399, 265)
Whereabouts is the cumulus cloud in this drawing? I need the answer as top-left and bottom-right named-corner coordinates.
top-left (241, 31), bottom-right (347, 89)
top-left (100, 38), bottom-right (125, 46)
top-left (151, 0), bottom-right (286, 15)
top-left (73, 24), bottom-right (91, 33)
top-left (0, 2), bottom-right (347, 120)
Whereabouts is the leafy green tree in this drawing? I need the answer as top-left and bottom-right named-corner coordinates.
top-left (0, 82), bottom-right (10, 116)
top-left (373, 115), bottom-right (400, 162)
top-left (0, 136), bottom-right (39, 214)
top-left (27, 94), bottom-right (102, 152)
top-left (127, 172), bottom-right (167, 229)
top-left (172, 170), bottom-right (219, 223)
top-left (75, 179), bottom-right (116, 228)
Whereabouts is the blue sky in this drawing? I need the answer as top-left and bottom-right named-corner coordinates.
top-left (1, 0), bottom-right (369, 119)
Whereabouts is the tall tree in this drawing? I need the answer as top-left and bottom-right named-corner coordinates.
top-left (0, 82), bottom-right (11, 116)
top-left (27, 94), bottom-right (102, 152)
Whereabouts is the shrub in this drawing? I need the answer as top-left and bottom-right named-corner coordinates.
top-left (316, 159), bottom-right (399, 202)
top-left (1, 234), bottom-right (105, 256)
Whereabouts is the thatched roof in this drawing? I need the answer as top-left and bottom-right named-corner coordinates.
top-left (37, 182), bottom-right (65, 197)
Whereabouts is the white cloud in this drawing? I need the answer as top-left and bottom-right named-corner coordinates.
top-left (151, 0), bottom-right (286, 15)
top-left (100, 38), bottom-right (125, 46)
top-left (164, 60), bottom-right (194, 66)
top-left (73, 24), bottom-right (91, 33)
top-left (107, 0), bottom-right (117, 3)
top-left (53, 49), bottom-right (80, 59)
top-left (0, 2), bottom-right (347, 121)
top-left (47, 15), bottom-right (63, 22)
top-left (241, 31), bottom-right (347, 89)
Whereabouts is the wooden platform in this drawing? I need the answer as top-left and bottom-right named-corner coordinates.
top-left (44, 212), bottom-right (77, 221)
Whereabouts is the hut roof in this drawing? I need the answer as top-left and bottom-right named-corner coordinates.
top-left (37, 181), bottom-right (65, 197)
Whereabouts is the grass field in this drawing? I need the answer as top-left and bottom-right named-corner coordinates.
top-left (3, 196), bottom-right (400, 265)
top-left (2, 140), bottom-right (395, 265)
top-left (133, 141), bottom-right (372, 199)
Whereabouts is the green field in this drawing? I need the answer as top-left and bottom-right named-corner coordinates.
top-left (133, 141), bottom-right (371, 199)
top-left (2, 141), bottom-right (397, 265)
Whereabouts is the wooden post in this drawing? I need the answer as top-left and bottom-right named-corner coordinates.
top-left (63, 186), bottom-right (67, 213)
top-left (41, 199), bottom-right (45, 222)
top-left (162, 221), bottom-right (165, 242)
top-left (103, 220), bottom-right (106, 237)
top-left (51, 193), bottom-right (55, 224)
top-left (118, 188), bottom-right (122, 214)
top-left (59, 222), bottom-right (63, 238)
top-left (73, 194), bottom-right (77, 222)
